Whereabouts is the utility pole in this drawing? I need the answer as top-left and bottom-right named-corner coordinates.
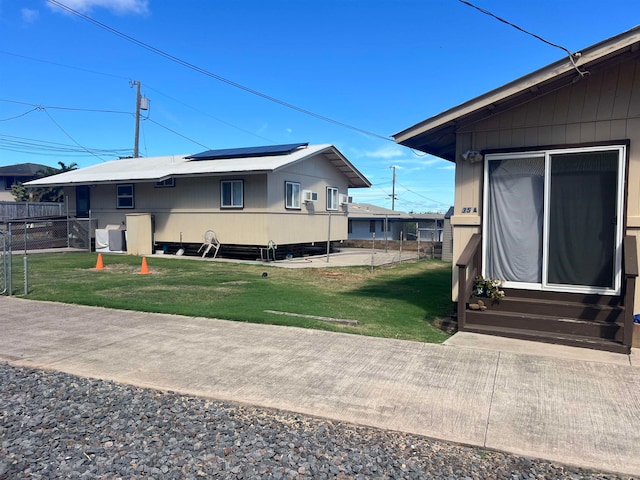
top-left (130, 81), bottom-right (149, 158)
top-left (389, 165), bottom-right (397, 210)
top-left (131, 80), bottom-right (141, 158)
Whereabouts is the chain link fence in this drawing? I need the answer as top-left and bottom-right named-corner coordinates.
top-left (2, 218), bottom-right (96, 253)
top-left (0, 216), bottom-right (97, 296)
top-left (0, 231), bottom-right (8, 295)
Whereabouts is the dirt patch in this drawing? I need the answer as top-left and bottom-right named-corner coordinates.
top-left (317, 271), bottom-right (345, 278)
top-left (88, 264), bottom-right (165, 274)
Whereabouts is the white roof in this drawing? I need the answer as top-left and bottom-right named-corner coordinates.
top-left (25, 144), bottom-right (371, 188)
top-left (348, 203), bottom-right (413, 219)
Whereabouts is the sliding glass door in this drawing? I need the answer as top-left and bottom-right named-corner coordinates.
top-left (484, 146), bottom-right (625, 295)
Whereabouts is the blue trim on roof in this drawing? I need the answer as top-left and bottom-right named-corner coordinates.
top-left (186, 143), bottom-right (309, 161)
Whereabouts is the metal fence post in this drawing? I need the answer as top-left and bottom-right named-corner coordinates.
top-left (7, 222), bottom-right (12, 296)
top-left (326, 211), bottom-right (332, 263)
top-left (23, 255), bottom-right (28, 295)
top-left (88, 210), bottom-right (93, 252)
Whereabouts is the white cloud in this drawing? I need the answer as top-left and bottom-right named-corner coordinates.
top-left (48, 0), bottom-right (149, 15)
top-left (21, 8), bottom-right (39, 22)
top-left (361, 145), bottom-right (405, 159)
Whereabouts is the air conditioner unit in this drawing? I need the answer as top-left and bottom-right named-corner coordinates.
top-left (303, 190), bottom-right (318, 202)
top-left (339, 194), bottom-right (350, 205)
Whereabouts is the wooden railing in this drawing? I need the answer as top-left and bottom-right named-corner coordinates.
top-left (623, 236), bottom-right (639, 348)
top-left (456, 233), bottom-right (482, 330)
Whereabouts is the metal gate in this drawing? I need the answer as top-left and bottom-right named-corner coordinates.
top-left (0, 231), bottom-right (9, 295)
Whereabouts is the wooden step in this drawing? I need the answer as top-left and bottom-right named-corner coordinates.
top-left (501, 288), bottom-right (623, 307)
top-left (462, 323), bottom-right (630, 354)
top-left (465, 309), bottom-right (622, 341)
top-left (472, 296), bottom-right (624, 323)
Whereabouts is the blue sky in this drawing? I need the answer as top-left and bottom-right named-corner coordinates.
top-left (0, 0), bottom-right (637, 212)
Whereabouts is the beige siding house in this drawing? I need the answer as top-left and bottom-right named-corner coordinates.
top-left (394, 27), bottom-right (640, 353)
top-left (26, 143), bottom-right (371, 255)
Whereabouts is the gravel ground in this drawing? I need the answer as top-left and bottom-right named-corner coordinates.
top-left (0, 362), bottom-right (630, 480)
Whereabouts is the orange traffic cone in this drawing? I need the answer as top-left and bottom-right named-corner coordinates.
top-left (95, 253), bottom-right (105, 270)
top-left (139, 257), bottom-right (151, 275)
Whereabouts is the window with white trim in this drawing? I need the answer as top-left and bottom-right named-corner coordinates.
top-left (285, 181), bottom-right (301, 209)
top-left (221, 180), bottom-right (243, 208)
top-left (326, 187), bottom-right (339, 211)
top-left (116, 184), bottom-right (134, 209)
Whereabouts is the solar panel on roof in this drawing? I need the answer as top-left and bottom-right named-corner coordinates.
top-left (186, 142), bottom-right (309, 161)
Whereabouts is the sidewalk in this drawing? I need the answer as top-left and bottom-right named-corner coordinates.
top-left (1, 297), bottom-right (639, 476)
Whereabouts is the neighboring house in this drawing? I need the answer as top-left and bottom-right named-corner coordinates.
top-left (25, 143), bottom-right (371, 256)
top-left (394, 27), bottom-right (640, 352)
top-left (0, 163), bottom-right (49, 201)
top-left (441, 206), bottom-right (454, 262)
top-left (347, 203), bottom-right (413, 240)
top-left (412, 213), bottom-right (445, 242)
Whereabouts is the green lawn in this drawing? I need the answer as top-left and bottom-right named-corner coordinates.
top-left (12, 252), bottom-right (452, 343)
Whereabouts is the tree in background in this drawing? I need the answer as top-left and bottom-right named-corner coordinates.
top-left (11, 161), bottom-right (77, 202)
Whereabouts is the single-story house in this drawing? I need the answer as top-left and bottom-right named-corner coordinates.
top-left (394, 27), bottom-right (640, 352)
top-left (412, 213), bottom-right (445, 242)
top-left (347, 203), bottom-right (414, 240)
top-left (25, 143), bottom-right (371, 256)
top-left (0, 163), bottom-right (49, 201)
top-left (441, 206), bottom-right (454, 262)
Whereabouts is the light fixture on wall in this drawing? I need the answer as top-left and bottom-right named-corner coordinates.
top-left (461, 150), bottom-right (484, 163)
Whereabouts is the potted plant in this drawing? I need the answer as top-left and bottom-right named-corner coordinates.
top-left (473, 275), bottom-right (505, 301)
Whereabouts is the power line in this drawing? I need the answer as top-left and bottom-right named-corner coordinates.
top-left (0, 50), bottom-right (130, 81)
top-left (47, 0), bottom-right (394, 143)
top-left (396, 182), bottom-right (450, 207)
top-left (1, 98), bottom-right (210, 152)
top-left (0, 108), bottom-right (40, 122)
top-left (1, 52), bottom-right (277, 142)
top-left (0, 98), bottom-right (131, 115)
top-left (457, 0), bottom-right (588, 78)
top-left (144, 84), bottom-right (274, 143)
top-left (0, 134), bottom-right (131, 155)
top-left (40, 109), bottom-right (110, 161)
top-left (143, 118), bottom-right (211, 150)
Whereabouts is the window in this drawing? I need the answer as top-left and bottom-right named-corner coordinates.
top-left (285, 181), bottom-right (301, 209)
top-left (221, 180), bottom-right (243, 208)
top-left (348, 220), bottom-right (353, 234)
top-left (326, 187), bottom-right (339, 211)
top-left (155, 177), bottom-right (175, 188)
top-left (4, 176), bottom-right (17, 190)
top-left (369, 220), bottom-right (376, 233)
top-left (116, 184), bottom-right (134, 209)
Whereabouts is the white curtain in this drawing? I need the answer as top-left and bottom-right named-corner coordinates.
top-left (486, 157), bottom-right (544, 283)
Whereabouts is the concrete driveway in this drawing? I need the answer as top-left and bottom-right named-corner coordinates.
top-left (1, 297), bottom-right (639, 476)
